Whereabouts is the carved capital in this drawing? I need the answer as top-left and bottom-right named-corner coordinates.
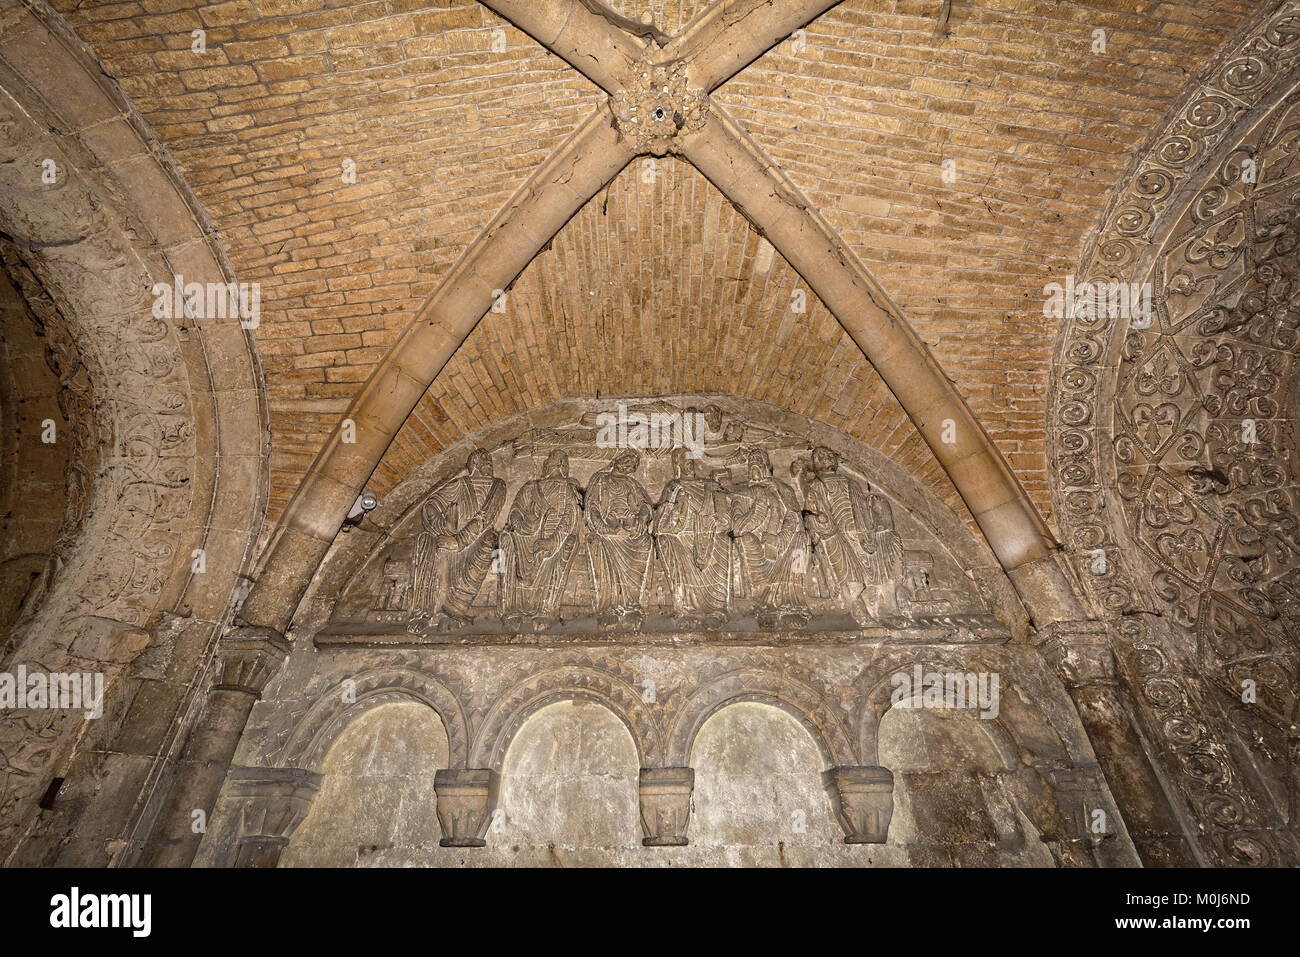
top-left (433, 768), bottom-right (499, 847)
top-left (611, 56), bottom-right (709, 156)
top-left (638, 767), bottom-right (694, 847)
top-left (1033, 620), bottom-right (1116, 689)
top-left (226, 765), bottom-right (322, 868)
top-left (214, 625), bottom-right (290, 696)
top-left (822, 766), bottom-right (894, 844)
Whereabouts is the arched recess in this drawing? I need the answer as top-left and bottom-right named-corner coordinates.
top-left (0, 0), bottom-right (268, 865)
top-left (877, 706), bottom-right (1057, 867)
top-left (281, 668), bottom-right (469, 773)
top-left (688, 701), bottom-right (846, 859)
top-left (0, 262), bottom-right (80, 642)
top-left (666, 668), bottom-right (856, 769)
top-left (855, 658), bottom-right (1074, 771)
top-left (493, 700), bottom-right (642, 858)
top-left (470, 665), bottom-right (663, 769)
top-left (280, 702), bottom-right (450, 868)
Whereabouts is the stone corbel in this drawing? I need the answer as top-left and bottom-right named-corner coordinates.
top-left (822, 766), bottom-right (894, 844)
top-left (214, 625), bottom-right (292, 696)
top-left (226, 766), bottom-right (322, 868)
top-left (433, 769), bottom-right (500, 847)
top-left (639, 767), bottom-right (695, 846)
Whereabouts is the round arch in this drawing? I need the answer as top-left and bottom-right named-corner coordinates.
top-left (0, 2), bottom-right (267, 863)
top-left (471, 664), bottom-right (664, 769)
top-left (666, 668), bottom-right (856, 768)
top-left (283, 668), bottom-right (470, 772)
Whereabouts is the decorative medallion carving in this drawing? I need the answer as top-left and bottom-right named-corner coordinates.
top-left (1049, 0), bottom-right (1300, 864)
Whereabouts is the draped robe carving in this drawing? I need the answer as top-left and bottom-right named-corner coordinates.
top-left (410, 449), bottom-right (505, 628)
top-left (585, 449), bottom-right (654, 626)
top-left (731, 449), bottom-right (810, 627)
top-left (654, 449), bottom-right (732, 625)
top-left (499, 451), bottom-right (582, 629)
top-left (803, 446), bottom-right (887, 621)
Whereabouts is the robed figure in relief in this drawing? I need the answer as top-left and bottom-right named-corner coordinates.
top-left (409, 448), bottom-right (505, 629)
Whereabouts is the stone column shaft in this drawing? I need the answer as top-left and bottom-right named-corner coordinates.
top-left (138, 627), bottom-right (288, 867)
top-left (1035, 622), bottom-right (1197, 866)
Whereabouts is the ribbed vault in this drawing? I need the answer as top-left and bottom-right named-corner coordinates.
top-left (43, 0), bottom-right (1255, 528)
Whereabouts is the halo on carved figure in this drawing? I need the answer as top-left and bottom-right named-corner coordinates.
top-left (282, 667), bottom-right (470, 772)
top-left (470, 664), bottom-right (664, 769)
top-left (665, 668), bottom-right (856, 768)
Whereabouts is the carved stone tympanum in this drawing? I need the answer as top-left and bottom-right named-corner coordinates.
top-left (325, 404), bottom-right (992, 640)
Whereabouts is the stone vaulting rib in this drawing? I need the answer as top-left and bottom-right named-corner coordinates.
top-left (678, 105), bottom-right (1060, 574)
top-left (243, 0), bottom-right (1071, 645)
top-left (239, 107), bottom-right (633, 635)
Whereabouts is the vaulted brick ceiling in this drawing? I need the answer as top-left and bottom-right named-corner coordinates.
top-left (49, 0), bottom-right (1254, 529)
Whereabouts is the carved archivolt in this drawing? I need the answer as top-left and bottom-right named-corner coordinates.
top-left (664, 668), bottom-right (856, 768)
top-left (1049, 0), bottom-right (1300, 865)
top-left (282, 668), bottom-right (470, 772)
top-left (0, 1), bottom-right (267, 862)
top-left (471, 663), bottom-right (665, 768)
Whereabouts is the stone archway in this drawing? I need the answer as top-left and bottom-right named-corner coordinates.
top-left (0, 1), bottom-right (267, 866)
top-left (1048, 0), bottom-right (1300, 866)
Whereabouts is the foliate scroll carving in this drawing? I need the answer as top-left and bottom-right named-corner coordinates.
top-left (327, 406), bottom-right (991, 640)
top-left (1049, 4), bottom-right (1300, 864)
